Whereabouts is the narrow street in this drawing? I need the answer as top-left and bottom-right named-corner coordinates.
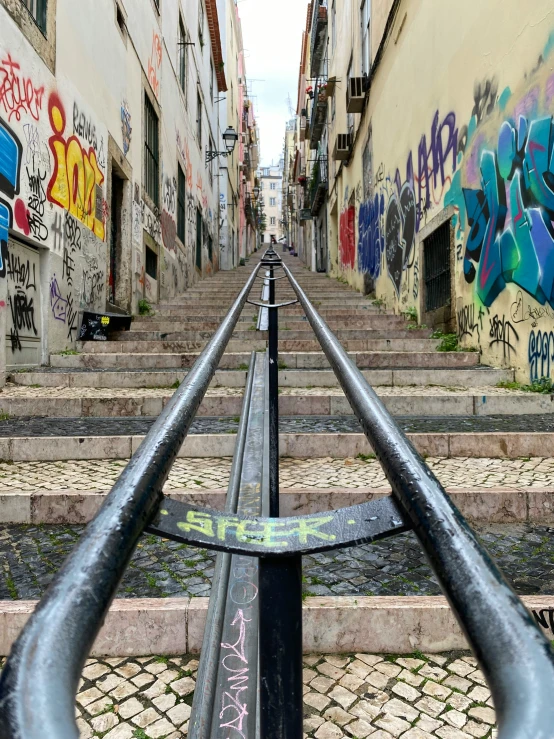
top-left (2, 0), bottom-right (554, 736)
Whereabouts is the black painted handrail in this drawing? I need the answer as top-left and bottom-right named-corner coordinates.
top-left (281, 261), bottom-right (554, 739)
top-left (0, 264), bottom-right (262, 739)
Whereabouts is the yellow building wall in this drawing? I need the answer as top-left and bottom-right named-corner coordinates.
top-left (331, 0), bottom-right (554, 382)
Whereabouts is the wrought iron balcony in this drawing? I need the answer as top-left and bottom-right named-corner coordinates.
top-left (310, 0), bottom-right (328, 77)
top-left (308, 155), bottom-right (328, 215)
top-left (309, 80), bottom-right (328, 149)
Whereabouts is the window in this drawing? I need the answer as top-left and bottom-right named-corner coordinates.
top-left (197, 92), bottom-right (202, 146)
top-left (260, 182), bottom-right (264, 190)
top-left (177, 164), bottom-right (186, 243)
top-left (424, 220), bottom-right (451, 312)
top-left (145, 245), bottom-right (158, 280)
top-left (210, 59), bottom-right (214, 103)
top-left (144, 95), bottom-right (159, 203)
top-left (270, 182), bottom-right (276, 190)
top-left (331, 0), bottom-right (336, 51)
top-left (208, 234), bottom-right (213, 262)
top-left (270, 197), bottom-right (276, 206)
top-left (196, 208), bottom-right (203, 270)
top-left (198, 0), bottom-right (204, 50)
top-left (22, 0), bottom-right (47, 33)
top-left (361, 0), bottom-right (371, 76)
top-left (270, 217), bottom-right (276, 226)
top-left (362, 129), bottom-right (373, 201)
top-left (208, 136), bottom-right (215, 187)
top-left (347, 57), bottom-right (354, 135)
top-left (178, 18), bottom-right (187, 97)
top-left (116, 3), bottom-right (126, 38)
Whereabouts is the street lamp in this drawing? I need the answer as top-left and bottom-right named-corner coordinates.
top-left (252, 186), bottom-right (260, 199)
top-left (205, 127), bottom-right (239, 164)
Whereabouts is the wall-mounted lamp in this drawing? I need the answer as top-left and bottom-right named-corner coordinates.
top-left (205, 127), bottom-right (239, 165)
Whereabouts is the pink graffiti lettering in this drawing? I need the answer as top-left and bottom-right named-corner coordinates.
top-left (147, 32), bottom-right (162, 99)
top-left (219, 609), bottom-right (251, 738)
top-left (0, 53), bottom-right (45, 122)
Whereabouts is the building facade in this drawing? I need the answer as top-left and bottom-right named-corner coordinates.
top-left (288, 0), bottom-right (554, 381)
top-left (0, 0), bottom-right (258, 377)
top-left (217, 0), bottom-right (259, 270)
top-left (259, 164), bottom-right (283, 244)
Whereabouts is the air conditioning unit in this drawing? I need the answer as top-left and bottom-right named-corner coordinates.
top-left (346, 77), bottom-right (366, 113)
top-left (333, 133), bottom-right (352, 161)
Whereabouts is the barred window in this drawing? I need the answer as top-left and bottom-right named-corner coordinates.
top-left (178, 19), bottom-right (187, 98)
top-left (177, 165), bottom-right (186, 243)
top-left (144, 95), bottom-right (159, 204)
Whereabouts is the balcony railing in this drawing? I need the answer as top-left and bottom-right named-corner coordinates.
top-left (309, 79), bottom-right (328, 149)
top-left (310, 0), bottom-right (328, 77)
top-left (308, 155), bottom-right (328, 215)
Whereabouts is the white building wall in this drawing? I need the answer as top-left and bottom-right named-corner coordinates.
top-left (0, 0), bottom-right (222, 372)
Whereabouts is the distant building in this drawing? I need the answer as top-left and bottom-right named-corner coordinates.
top-left (258, 165), bottom-right (283, 244)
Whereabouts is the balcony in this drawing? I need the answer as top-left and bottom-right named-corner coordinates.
top-left (309, 81), bottom-right (328, 150)
top-left (308, 155), bottom-right (328, 215)
top-left (310, 0), bottom-right (328, 77)
top-left (300, 115), bottom-right (307, 142)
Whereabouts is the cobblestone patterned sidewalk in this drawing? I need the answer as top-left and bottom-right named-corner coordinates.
top-left (1, 415), bottom-right (554, 437)
top-left (0, 457), bottom-right (552, 492)
top-left (0, 384), bottom-right (534, 398)
top-left (1, 523), bottom-right (553, 600)
top-left (0, 651), bottom-right (498, 738)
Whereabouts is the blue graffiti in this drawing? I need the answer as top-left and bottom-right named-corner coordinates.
top-left (464, 115), bottom-right (554, 309)
top-left (358, 192), bottom-right (385, 278)
top-left (529, 329), bottom-right (554, 382)
top-left (0, 118), bottom-right (22, 277)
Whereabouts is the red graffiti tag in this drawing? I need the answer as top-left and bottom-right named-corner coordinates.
top-left (0, 53), bottom-right (45, 122)
top-left (339, 206), bottom-right (356, 269)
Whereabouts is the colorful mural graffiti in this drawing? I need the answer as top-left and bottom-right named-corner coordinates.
top-left (47, 94), bottom-right (106, 241)
top-left (463, 115), bottom-right (554, 309)
top-left (357, 109), bottom-right (457, 296)
top-left (0, 117), bottom-right (21, 276)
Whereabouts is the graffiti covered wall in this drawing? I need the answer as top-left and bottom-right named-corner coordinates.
top-left (0, 15), bottom-right (108, 359)
top-left (332, 0), bottom-right (554, 381)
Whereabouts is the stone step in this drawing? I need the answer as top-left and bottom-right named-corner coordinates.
top-left (137, 307), bottom-right (392, 318)
top-left (0, 596), bottom-right (552, 658)
top-left (0, 387), bottom-right (549, 418)
top-left (3, 485), bottom-right (553, 525)
top-left (0, 421), bottom-right (551, 460)
top-left (9, 367), bottom-right (512, 389)
top-left (126, 316), bottom-right (410, 331)
top-left (77, 338), bottom-right (440, 354)
top-left (50, 351), bottom-right (479, 370)
top-left (114, 328), bottom-right (433, 342)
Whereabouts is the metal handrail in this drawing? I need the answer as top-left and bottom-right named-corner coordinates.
top-left (2, 248), bottom-right (554, 739)
top-left (281, 262), bottom-right (554, 739)
top-left (0, 264), bottom-right (263, 739)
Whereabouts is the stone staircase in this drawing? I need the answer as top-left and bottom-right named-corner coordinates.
top-left (1, 254), bottom-right (554, 664)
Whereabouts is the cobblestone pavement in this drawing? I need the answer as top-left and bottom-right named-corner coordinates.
top-left (0, 384), bottom-right (535, 398)
top-left (0, 456), bottom-right (553, 492)
top-left (0, 651), bottom-right (498, 738)
top-left (2, 415), bottom-right (554, 437)
top-left (1, 523), bottom-right (553, 600)
top-left (0, 385), bottom-right (244, 398)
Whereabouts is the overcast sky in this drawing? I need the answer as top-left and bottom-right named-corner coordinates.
top-left (238, 0), bottom-right (308, 166)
